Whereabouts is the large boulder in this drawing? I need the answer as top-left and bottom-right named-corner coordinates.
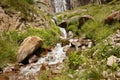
top-left (104, 11), bottom-right (120, 24)
top-left (17, 36), bottom-right (43, 63)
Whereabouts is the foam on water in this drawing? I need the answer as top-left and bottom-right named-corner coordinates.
top-left (53, 0), bottom-right (67, 13)
top-left (20, 43), bottom-right (66, 75)
top-left (59, 27), bottom-right (67, 39)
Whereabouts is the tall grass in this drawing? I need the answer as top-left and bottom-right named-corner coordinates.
top-left (0, 31), bottom-right (19, 68)
top-left (0, 27), bottom-right (60, 68)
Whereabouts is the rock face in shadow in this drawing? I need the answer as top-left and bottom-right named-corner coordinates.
top-left (17, 36), bottom-right (43, 64)
top-left (104, 11), bottom-right (120, 24)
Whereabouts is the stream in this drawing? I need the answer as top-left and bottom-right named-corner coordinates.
top-left (0, 26), bottom-right (71, 80)
top-left (0, 19), bottom-right (93, 80)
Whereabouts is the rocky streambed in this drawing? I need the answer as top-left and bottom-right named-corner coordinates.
top-left (0, 25), bottom-right (94, 80)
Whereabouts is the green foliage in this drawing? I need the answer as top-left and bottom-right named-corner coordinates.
top-left (92, 42), bottom-right (120, 59)
top-left (107, 46), bottom-right (120, 58)
top-left (25, 0), bottom-right (34, 4)
top-left (0, 31), bottom-right (19, 68)
top-left (67, 18), bottom-right (79, 36)
top-left (0, 27), bottom-right (60, 68)
top-left (68, 52), bottom-right (81, 69)
top-left (57, 3), bottom-right (120, 42)
top-left (86, 68), bottom-right (103, 80)
top-left (20, 28), bottom-right (60, 48)
top-left (51, 2), bottom-right (120, 80)
top-left (111, 63), bottom-right (119, 71)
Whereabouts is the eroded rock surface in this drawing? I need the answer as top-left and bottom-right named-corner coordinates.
top-left (17, 36), bottom-right (43, 63)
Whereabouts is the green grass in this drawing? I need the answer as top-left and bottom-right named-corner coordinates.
top-left (20, 27), bottom-right (60, 48)
top-left (56, 3), bottom-right (120, 41)
top-left (52, 2), bottom-right (120, 79)
top-left (0, 27), bottom-right (60, 68)
top-left (0, 31), bottom-right (19, 68)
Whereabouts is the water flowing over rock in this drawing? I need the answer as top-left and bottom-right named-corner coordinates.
top-left (17, 36), bottom-right (43, 63)
top-left (52, 0), bottom-right (67, 13)
top-left (1, 25), bottom-right (94, 80)
top-left (20, 43), bottom-right (67, 75)
top-left (34, 0), bottom-right (108, 13)
top-left (59, 27), bottom-right (67, 39)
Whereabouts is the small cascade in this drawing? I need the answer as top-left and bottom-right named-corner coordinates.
top-left (59, 27), bottom-right (67, 39)
top-left (20, 43), bottom-right (66, 75)
top-left (52, 0), bottom-right (67, 13)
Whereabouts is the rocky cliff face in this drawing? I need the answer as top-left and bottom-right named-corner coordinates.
top-left (0, 6), bottom-right (50, 32)
top-left (34, 0), bottom-right (54, 14)
top-left (34, 0), bottom-right (107, 13)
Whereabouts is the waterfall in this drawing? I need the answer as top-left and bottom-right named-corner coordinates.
top-left (59, 27), bottom-right (67, 39)
top-left (52, 0), bottom-right (67, 13)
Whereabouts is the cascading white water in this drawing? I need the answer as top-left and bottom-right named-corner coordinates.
top-left (59, 27), bottom-right (67, 39)
top-left (20, 43), bottom-right (66, 75)
top-left (53, 0), bottom-right (67, 13)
